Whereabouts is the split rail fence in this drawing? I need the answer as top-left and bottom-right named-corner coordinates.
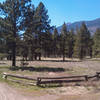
top-left (2, 72), bottom-right (100, 86)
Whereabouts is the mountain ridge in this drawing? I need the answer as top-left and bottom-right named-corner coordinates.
top-left (57, 18), bottom-right (100, 35)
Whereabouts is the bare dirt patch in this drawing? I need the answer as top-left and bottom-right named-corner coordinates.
top-left (0, 83), bottom-right (59, 100)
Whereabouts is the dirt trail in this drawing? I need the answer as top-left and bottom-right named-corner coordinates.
top-left (0, 83), bottom-right (58, 100)
top-left (0, 83), bottom-right (34, 100)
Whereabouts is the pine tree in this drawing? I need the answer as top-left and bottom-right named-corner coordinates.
top-left (0, 16), bottom-right (13, 60)
top-left (0, 18), bottom-right (6, 54)
top-left (52, 28), bottom-right (59, 57)
top-left (61, 22), bottom-right (68, 61)
top-left (34, 2), bottom-right (51, 60)
top-left (0, 0), bottom-right (32, 66)
top-left (73, 22), bottom-right (91, 59)
top-left (22, 5), bottom-right (36, 61)
top-left (85, 29), bottom-right (93, 58)
top-left (68, 29), bottom-right (75, 58)
top-left (93, 28), bottom-right (100, 57)
top-left (42, 30), bottom-right (53, 57)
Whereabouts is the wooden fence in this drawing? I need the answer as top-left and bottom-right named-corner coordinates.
top-left (36, 74), bottom-right (100, 86)
top-left (2, 72), bottom-right (100, 86)
top-left (2, 72), bottom-right (37, 86)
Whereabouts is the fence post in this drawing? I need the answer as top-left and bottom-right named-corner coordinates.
top-left (37, 77), bottom-right (41, 86)
top-left (85, 75), bottom-right (88, 81)
top-left (2, 73), bottom-right (7, 79)
top-left (96, 72), bottom-right (100, 80)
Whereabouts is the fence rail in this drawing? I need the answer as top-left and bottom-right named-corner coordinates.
top-left (2, 72), bottom-right (100, 86)
top-left (3, 73), bottom-right (37, 81)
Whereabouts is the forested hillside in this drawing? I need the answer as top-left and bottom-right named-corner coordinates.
top-left (58, 18), bottom-right (100, 35)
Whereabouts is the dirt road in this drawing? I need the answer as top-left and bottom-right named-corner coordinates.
top-left (0, 83), bottom-right (58, 100)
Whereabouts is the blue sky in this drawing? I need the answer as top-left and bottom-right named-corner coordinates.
top-left (1, 0), bottom-right (100, 26)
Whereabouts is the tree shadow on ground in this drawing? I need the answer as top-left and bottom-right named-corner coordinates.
top-left (0, 63), bottom-right (6, 65)
top-left (36, 60), bottom-right (81, 62)
top-left (10, 66), bottom-right (66, 72)
top-left (39, 84), bottom-right (62, 88)
top-left (0, 66), bottom-right (9, 69)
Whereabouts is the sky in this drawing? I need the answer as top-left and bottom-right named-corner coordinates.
top-left (0, 0), bottom-right (100, 27)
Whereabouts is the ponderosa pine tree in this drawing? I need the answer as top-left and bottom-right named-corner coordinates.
top-left (93, 28), bottom-right (100, 57)
top-left (42, 30), bottom-right (53, 57)
top-left (34, 2), bottom-right (51, 60)
top-left (61, 22), bottom-right (68, 61)
top-left (0, 0), bottom-right (32, 66)
top-left (0, 15), bottom-right (13, 60)
top-left (85, 29), bottom-right (93, 58)
top-left (0, 19), bottom-right (6, 55)
top-left (0, 17), bottom-right (10, 55)
top-left (22, 5), bottom-right (36, 61)
top-left (73, 22), bottom-right (91, 59)
top-left (68, 29), bottom-right (75, 58)
top-left (52, 28), bottom-right (59, 57)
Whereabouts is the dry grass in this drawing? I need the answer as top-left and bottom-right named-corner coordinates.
top-left (56, 93), bottom-right (100, 100)
top-left (0, 58), bottom-right (100, 100)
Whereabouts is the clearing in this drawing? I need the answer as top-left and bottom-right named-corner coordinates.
top-left (0, 58), bottom-right (100, 100)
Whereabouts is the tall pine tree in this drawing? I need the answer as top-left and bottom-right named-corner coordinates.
top-left (73, 22), bottom-right (91, 59)
top-left (0, 0), bottom-right (32, 66)
top-left (93, 28), bottom-right (100, 57)
top-left (61, 22), bottom-right (68, 61)
top-left (34, 2), bottom-right (51, 60)
top-left (52, 28), bottom-right (59, 57)
top-left (68, 29), bottom-right (75, 58)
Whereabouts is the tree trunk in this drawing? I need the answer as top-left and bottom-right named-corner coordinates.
top-left (90, 47), bottom-right (93, 58)
top-left (12, 42), bottom-right (16, 66)
top-left (34, 53), bottom-right (37, 60)
top-left (39, 53), bottom-right (41, 61)
top-left (63, 54), bottom-right (65, 61)
top-left (62, 39), bottom-right (65, 61)
top-left (12, 20), bottom-right (17, 67)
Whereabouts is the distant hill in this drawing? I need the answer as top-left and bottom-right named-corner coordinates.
top-left (57, 18), bottom-right (100, 35)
